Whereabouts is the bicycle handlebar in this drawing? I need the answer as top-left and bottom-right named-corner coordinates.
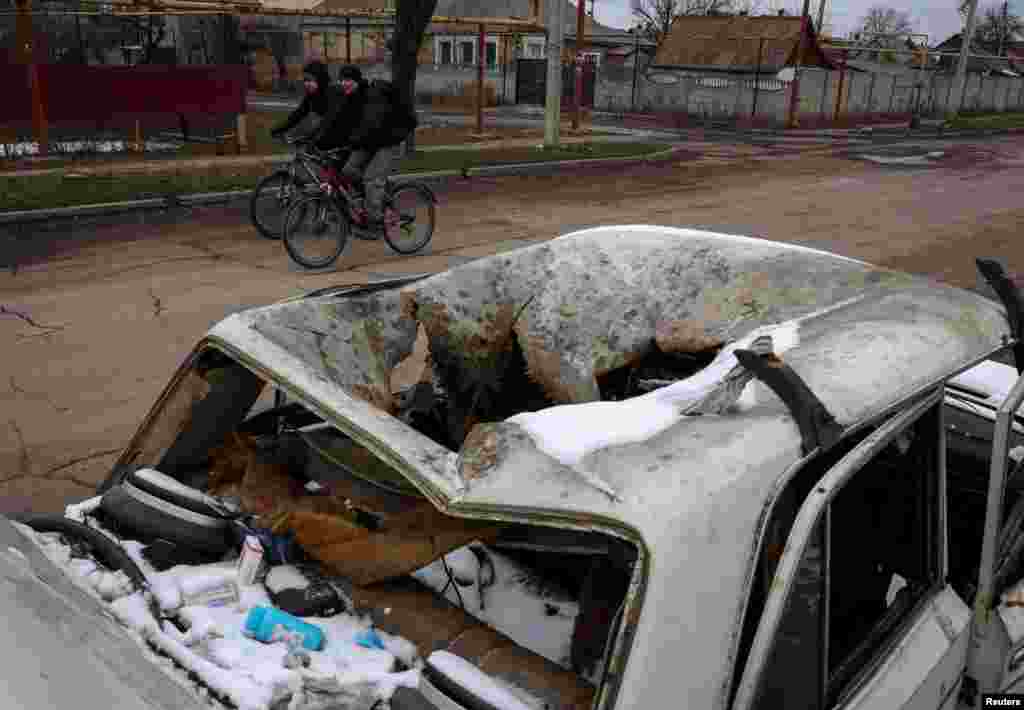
top-left (278, 134), bottom-right (352, 156)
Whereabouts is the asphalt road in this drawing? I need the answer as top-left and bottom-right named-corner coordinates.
top-left (3, 135), bottom-right (1023, 514)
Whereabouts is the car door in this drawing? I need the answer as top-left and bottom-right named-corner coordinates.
top-left (732, 389), bottom-right (971, 710)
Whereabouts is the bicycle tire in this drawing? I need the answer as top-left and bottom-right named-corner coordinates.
top-left (382, 184), bottom-right (436, 255)
top-left (283, 194), bottom-right (350, 269)
top-left (250, 170), bottom-right (307, 240)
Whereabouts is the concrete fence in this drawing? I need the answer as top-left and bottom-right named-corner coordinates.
top-left (595, 62), bottom-right (1024, 126)
top-left (267, 57), bottom-right (1024, 125)
top-left (273, 61), bottom-right (520, 106)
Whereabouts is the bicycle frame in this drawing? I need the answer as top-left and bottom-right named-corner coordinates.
top-left (289, 141), bottom-right (438, 234)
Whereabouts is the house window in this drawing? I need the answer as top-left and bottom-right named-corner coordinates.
top-left (582, 51), bottom-right (601, 66)
top-left (460, 40), bottom-right (474, 65)
top-left (527, 42), bottom-right (544, 59)
top-left (486, 40), bottom-right (497, 67)
top-left (439, 40), bottom-right (453, 65)
top-left (748, 403), bottom-right (942, 708)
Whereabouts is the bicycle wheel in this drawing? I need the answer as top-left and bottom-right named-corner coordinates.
top-left (283, 194), bottom-right (350, 269)
top-left (382, 184), bottom-right (435, 255)
top-left (250, 170), bottom-right (307, 240)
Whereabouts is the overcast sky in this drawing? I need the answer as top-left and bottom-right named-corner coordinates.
top-left (587, 0), bottom-right (1015, 45)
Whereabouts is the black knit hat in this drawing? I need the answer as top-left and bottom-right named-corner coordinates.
top-left (337, 65), bottom-right (363, 82)
top-left (303, 60), bottom-right (330, 87)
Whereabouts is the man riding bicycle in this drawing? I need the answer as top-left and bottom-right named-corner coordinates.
top-left (270, 60), bottom-right (357, 172)
top-left (333, 65), bottom-right (418, 228)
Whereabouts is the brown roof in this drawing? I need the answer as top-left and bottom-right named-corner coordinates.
top-left (653, 15), bottom-right (834, 72)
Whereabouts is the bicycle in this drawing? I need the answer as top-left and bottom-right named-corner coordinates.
top-left (249, 136), bottom-right (329, 240)
top-left (282, 148), bottom-right (436, 270)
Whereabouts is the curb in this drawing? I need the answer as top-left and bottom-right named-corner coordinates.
top-left (464, 145), bottom-right (684, 178)
top-left (0, 197), bottom-right (169, 224)
top-left (0, 150), bottom-right (682, 225)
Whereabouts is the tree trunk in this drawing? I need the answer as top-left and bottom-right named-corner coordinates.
top-left (392, 0), bottom-right (437, 158)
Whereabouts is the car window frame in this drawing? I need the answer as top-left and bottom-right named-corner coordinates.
top-left (732, 387), bottom-right (946, 710)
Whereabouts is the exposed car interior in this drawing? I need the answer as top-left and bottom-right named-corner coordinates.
top-left (102, 347), bottom-right (639, 710)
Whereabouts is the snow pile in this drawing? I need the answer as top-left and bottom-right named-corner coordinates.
top-left (413, 544), bottom-right (579, 672)
top-left (950, 360), bottom-right (1024, 413)
top-left (507, 320), bottom-right (802, 495)
top-left (427, 651), bottom-right (533, 710)
top-left (25, 522), bottom-right (423, 710)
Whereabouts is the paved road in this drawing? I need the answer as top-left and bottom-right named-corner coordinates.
top-left (3, 136), bottom-right (1023, 514)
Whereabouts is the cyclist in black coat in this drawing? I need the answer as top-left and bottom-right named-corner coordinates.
top-left (270, 60), bottom-right (359, 161)
top-left (335, 65), bottom-right (417, 228)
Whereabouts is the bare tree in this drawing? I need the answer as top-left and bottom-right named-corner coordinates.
top-left (392, 0), bottom-right (437, 156)
top-left (631, 0), bottom-right (763, 47)
top-left (630, 0), bottom-right (677, 46)
top-left (974, 2), bottom-right (1024, 54)
top-left (856, 5), bottom-right (914, 40)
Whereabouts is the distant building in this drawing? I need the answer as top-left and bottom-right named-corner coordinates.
top-left (652, 15), bottom-right (835, 75)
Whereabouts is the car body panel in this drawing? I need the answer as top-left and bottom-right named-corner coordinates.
top-left (0, 518), bottom-right (206, 710)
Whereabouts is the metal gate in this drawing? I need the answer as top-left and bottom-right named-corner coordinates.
top-left (515, 58), bottom-right (595, 107)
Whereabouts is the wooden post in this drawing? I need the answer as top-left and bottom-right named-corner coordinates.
top-left (631, 29), bottom-right (640, 112)
top-left (477, 23), bottom-right (485, 134)
top-left (866, 71), bottom-right (877, 118)
top-left (833, 48), bottom-right (847, 121)
top-left (135, 119), bottom-right (144, 153)
top-left (236, 113), bottom-right (248, 152)
top-left (573, 0), bottom-right (586, 130)
top-left (786, 15), bottom-right (810, 128)
top-left (346, 17), bottom-right (351, 64)
top-left (16, 0), bottom-right (48, 156)
top-left (751, 36), bottom-right (764, 120)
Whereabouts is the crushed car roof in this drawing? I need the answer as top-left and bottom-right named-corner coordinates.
top-left (207, 226), bottom-right (1013, 708)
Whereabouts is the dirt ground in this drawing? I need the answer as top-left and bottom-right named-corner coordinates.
top-left (3, 134), bottom-right (1024, 515)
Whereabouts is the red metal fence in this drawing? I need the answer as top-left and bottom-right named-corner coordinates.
top-left (0, 64), bottom-right (247, 123)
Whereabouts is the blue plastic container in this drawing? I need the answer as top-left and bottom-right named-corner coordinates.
top-left (354, 628), bottom-right (386, 650)
top-left (243, 606), bottom-right (326, 651)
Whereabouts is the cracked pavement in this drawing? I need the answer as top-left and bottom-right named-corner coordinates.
top-left (3, 135), bottom-right (1024, 514)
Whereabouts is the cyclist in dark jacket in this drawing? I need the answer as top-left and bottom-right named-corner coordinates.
top-left (270, 60), bottom-right (357, 158)
top-left (335, 65), bottom-right (417, 228)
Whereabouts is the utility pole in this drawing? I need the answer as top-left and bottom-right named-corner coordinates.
top-left (573, 0), bottom-right (586, 130)
top-left (544, 0), bottom-right (566, 147)
top-left (15, 0), bottom-right (48, 156)
top-left (476, 23), bottom-right (485, 134)
top-left (950, 0), bottom-right (980, 117)
top-left (630, 27), bottom-right (640, 112)
top-left (786, 0), bottom-right (812, 128)
top-left (999, 0), bottom-right (1008, 56)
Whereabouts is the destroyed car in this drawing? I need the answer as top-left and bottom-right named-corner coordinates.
top-left (8, 226), bottom-right (1024, 710)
